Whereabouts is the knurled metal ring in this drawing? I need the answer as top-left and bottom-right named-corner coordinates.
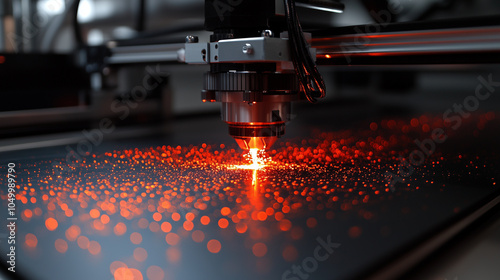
top-left (204, 72), bottom-right (299, 92)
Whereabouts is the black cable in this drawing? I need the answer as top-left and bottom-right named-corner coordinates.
top-left (137, 0), bottom-right (146, 32)
top-left (73, 0), bottom-right (84, 46)
top-left (284, 0), bottom-right (326, 103)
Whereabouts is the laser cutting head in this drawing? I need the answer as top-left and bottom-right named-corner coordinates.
top-left (183, 0), bottom-right (331, 150)
top-left (202, 71), bottom-right (299, 150)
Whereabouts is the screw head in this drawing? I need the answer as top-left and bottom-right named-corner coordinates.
top-left (185, 35), bottom-right (199, 43)
top-left (261, 30), bottom-right (273, 37)
top-left (242, 43), bottom-right (253, 54)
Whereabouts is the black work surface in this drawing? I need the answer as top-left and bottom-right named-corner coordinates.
top-left (1, 104), bottom-right (499, 280)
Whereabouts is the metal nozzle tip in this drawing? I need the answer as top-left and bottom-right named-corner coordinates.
top-left (234, 137), bottom-right (278, 150)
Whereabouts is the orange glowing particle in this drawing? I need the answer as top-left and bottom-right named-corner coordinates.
top-left (207, 239), bottom-right (221, 254)
top-left (93, 219), bottom-right (105, 231)
top-left (161, 222), bottom-right (172, 233)
top-left (282, 245), bottom-right (299, 262)
top-left (221, 207), bottom-right (231, 216)
top-left (101, 214), bottom-right (110, 224)
top-left (65, 225), bottom-right (81, 241)
top-left (120, 209), bottom-right (130, 218)
top-left (165, 233), bottom-right (180, 246)
top-left (185, 212), bottom-right (195, 221)
top-left (88, 240), bottom-right (101, 255)
top-left (109, 261), bottom-right (128, 275)
top-left (252, 243), bottom-right (268, 257)
top-left (133, 247), bottom-right (148, 262)
top-left (24, 209), bottom-right (33, 218)
top-left (257, 211), bottom-right (267, 221)
top-left (80, 201), bottom-right (88, 209)
top-left (282, 205), bottom-right (290, 213)
top-left (147, 266), bottom-right (165, 280)
top-left (166, 247), bottom-right (181, 263)
top-left (235, 222), bottom-right (248, 234)
top-left (153, 212), bottom-right (162, 222)
top-left (200, 216), bottom-right (210, 225)
top-left (161, 201), bottom-right (171, 209)
top-left (349, 226), bottom-right (362, 238)
top-left (114, 267), bottom-right (143, 280)
top-left (55, 239), bottom-right (68, 254)
top-left (45, 217), bottom-right (58, 231)
top-left (237, 210), bottom-right (247, 220)
top-left (218, 218), bottom-right (229, 229)
top-left (171, 212), bottom-right (181, 221)
top-left (183, 221), bottom-right (194, 231)
top-left (279, 219), bottom-right (292, 231)
top-left (114, 222), bottom-right (127, 236)
top-left (77, 236), bottom-right (90, 249)
top-left (274, 212), bottom-right (284, 221)
top-left (65, 209), bottom-right (74, 217)
top-left (130, 232), bottom-right (143, 245)
top-left (89, 209), bottom-right (101, 219)
top-left (231, 215), bottom-right (240, 223)
top-left (191, 230), bottom-right (205, 243)
top-left (306, 217), bottom-right (318, 228)
top-left (30, 197), bottom-right (36, 204)
top-left (25, 233), bottom-right (38, 248)
top-left (114, 267), bottom-right (133, 280)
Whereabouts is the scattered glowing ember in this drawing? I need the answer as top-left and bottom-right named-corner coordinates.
top-left (0, 112), bottom-right (497, 280)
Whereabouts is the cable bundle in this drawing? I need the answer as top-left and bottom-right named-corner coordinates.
top-left (284, 0), bottom-right (326, 103)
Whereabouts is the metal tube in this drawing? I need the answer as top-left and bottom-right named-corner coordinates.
top-left (313, 17), bottom-right (500, 65)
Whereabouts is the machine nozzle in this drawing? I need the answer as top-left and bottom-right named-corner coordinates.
top-left (233, 136), bottom-right (279, 150)
top-left (229, 123), bottom-right (284, 150)
top-left (202, 72), bottom-right (299, 151)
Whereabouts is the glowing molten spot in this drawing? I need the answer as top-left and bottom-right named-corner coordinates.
top-left (231, 148), bottom-right (268, 190)
top-left (235, 149), bottom-right (267, 170)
